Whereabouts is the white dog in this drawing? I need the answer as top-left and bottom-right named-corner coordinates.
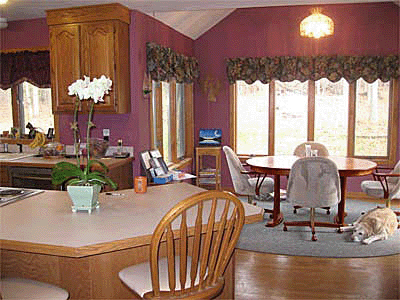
top-left (340, 207), bottom-right (398, 244)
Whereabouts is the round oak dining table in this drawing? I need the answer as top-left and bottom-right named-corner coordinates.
top-left (246, 155), bottom-right (377, 227)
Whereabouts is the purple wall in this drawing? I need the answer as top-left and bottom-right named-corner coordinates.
top-left (194, 2), bottom-right (400, 192)
top-left (0, 18), bottom-right (49, 49)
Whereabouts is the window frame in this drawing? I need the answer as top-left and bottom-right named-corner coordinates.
top-left (2, 81), bottom-right (59, 141)
top-left (150, 79), bottom-right (194, 168)
top-left (230, 79), bottom-right (399, 165)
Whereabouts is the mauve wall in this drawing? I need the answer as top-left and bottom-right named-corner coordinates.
top-left (0, 18), bottom-right (49, 49)
top-left (194, 2), bottom-right (400, 192)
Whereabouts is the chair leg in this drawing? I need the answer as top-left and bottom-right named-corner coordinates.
top-left (310, 208), bottom-right (317, 241)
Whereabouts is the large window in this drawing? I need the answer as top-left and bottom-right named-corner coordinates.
top-left (0, 81), bottom-right (54, 137)
top-left (233, 78), bottom-right (398, 163)
top-left (150, 80), bottom-right (194, 165)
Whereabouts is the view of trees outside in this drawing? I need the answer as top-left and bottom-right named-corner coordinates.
top-left (355, 79), bottom-right (389, 156)
top-left (237, 81), bottom-right (269, 154)
top-left (275, 80), bottom-right (308, 155)
top-left (22, 82), bottom-right (54, 134)
top-left (176, 83), bottom-right (185, 159)
top-left (161, 81), bottom-right (171, 163)
top-left (0, 82), bottom-right (53, 136)
top-left (0, 88), bottom-right (13, 133)
top-left (236, 78), bottom-right (390, 157)
top-left (314, 78), bottom-right (349, 156)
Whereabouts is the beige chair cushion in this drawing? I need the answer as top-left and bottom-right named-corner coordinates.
top-left (223, 146), bottom-right (274, 196)
top-left (1, 278), bottom-right (69, 300)
top-left (119, 256), bottom-right (201, 297)
top-left (287, 157), bottom-right (340, 208)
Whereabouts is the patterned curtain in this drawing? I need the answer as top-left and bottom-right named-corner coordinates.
top-left (226, 55), bottom-right (400, 84)
top-left (0, 50), bottom-right (51, 89)
top-left (146, 42), bottom-right (199, 83)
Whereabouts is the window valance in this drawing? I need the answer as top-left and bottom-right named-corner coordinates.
top-left (226, 55), bottom-right (400, 84)
top-left (0, 50), bottom-right (51, 89)
top-left (146, 42), bottom-right (199, 83)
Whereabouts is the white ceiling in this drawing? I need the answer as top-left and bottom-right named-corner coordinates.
top-left (0, 0), bottom-right (398, 39)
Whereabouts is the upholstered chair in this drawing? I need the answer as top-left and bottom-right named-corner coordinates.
top-left (0, 277), bottom-right (69, 300)
top-left (119, 190), bottom-right (245, 299)
top-left (283, 156), bottom-right (341, 241)
top-left (293, 141), bottom-right (331, 214)
top-left (293, 141), bottom-right (330, 157)
top-left (223, 146), bottom-right (274, 204)
top-left (361, 160), bottom-right (400, 218)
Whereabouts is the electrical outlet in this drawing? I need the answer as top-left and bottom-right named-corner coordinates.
top-left (103, 129), bottom-right (110, 136)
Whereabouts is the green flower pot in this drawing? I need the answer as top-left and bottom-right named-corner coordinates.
top-left (67, 185), bottom-right (101, 213)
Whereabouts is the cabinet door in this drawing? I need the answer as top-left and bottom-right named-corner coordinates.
top-left (49, 24), bottom-right (81, 113)
top-left (81, 21), bottom-right (117, 113)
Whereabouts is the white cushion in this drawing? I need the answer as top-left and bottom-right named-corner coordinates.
top-left (119, 256), bottom-right (201, 297)
top-left (1, 278), bottom-right (69, 300)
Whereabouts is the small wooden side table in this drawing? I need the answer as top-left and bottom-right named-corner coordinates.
top-left (195, 146), bottom-right (221, 190)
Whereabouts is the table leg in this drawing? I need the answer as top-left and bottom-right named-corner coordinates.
top-left (335, 176), bottom-right (348, 226)
top-left (265, 174), bottom-right (283, 227)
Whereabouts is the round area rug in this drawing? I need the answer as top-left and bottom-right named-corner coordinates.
top-left (237, 198), bottom-right (400, 258)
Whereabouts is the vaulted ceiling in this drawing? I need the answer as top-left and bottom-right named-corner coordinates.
top-left (0, 0), bottom-right (398, 39)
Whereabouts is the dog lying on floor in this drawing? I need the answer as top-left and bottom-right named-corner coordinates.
top-left (340, 207), bottom-right (398, 244)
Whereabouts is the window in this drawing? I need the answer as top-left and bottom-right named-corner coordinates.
top-left (233, 78), bottom-right (398, 163)
top-left (0, 81), bottom-right (54, 137)
top-left (150, 80), bottom-right (194, 165)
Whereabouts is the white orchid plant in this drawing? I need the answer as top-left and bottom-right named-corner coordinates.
top-left (52, 75), bottom-right (117, 190)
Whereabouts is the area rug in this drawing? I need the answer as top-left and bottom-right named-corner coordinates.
top-left (237, 198), bottom-right (400, 258)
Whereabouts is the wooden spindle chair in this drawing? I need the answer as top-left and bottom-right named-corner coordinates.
top-left (119, 190), bottom-right (245, 299)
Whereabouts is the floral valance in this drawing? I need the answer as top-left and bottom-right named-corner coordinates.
top-left (226, 55), bottom-right (400, 84)
top-left (0, 50), bottom-right (51, 89)
top-left (146, 42), bottom-right (199, 83)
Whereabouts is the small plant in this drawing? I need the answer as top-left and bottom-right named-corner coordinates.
top-left (51, 75), bottom-right (117, 190)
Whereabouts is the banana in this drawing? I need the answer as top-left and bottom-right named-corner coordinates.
top-left (28, 131), bottom-right (46, 149)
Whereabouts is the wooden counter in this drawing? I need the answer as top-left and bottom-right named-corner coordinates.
top-left (0, 183), bottom-right (263, 299)
top-left (0, 156), bottom-right (134, 190)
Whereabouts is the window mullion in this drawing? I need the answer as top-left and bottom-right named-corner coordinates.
top-left (268, 80), bottom-right (275, 155)
top-left (185, 84), bottom-right (194, 158)
top-left (347, 82), bottom-right (356, 157)
top-left (12, 85), bottom-right (21, 129)
top-left (156, 83), bottom-right (163, 155)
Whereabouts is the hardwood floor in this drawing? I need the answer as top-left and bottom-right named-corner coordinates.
top-left (235, 250), bottom-right (399, 300)
top-left (234, 198), bottom-right (400, 300)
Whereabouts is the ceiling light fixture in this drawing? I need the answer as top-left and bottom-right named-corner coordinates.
top-left (300, 8), bottom-right (334, 39)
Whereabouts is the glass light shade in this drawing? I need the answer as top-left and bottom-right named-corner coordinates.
top-left (300, 9), bottom-right (334, 39)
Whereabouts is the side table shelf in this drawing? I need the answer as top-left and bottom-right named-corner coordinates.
top-left (195, 146), bottom-right (221, 190)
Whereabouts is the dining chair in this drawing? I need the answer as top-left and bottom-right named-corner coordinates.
top-left (361, 160), bottom-right (400, 219)
top-left (293, 141), bottom-right (331, 215)
top-left (0, 277), bottom-right (69, 300)
top-left (223, 145), bottom-right (274, 204)
top-left (119, 190), bottom-right (245, 299)
top-left (293, 141), bottom-right (330, 157)
top-left (283, 156), bottom-right (341, 241)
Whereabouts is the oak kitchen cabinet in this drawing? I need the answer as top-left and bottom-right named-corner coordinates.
top-left (47, 3), bottom-right (131, 114)
top-left (0, 156), bottom-right (134, 191)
